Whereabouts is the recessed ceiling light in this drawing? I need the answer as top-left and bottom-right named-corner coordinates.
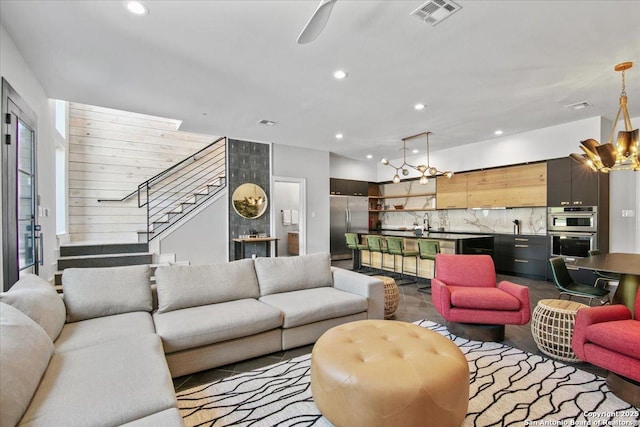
top-left (257, 119), bottom-right (277, 126)
top-left (366, 154), bottom-right (373, 159)
top-left (414, 103), bottom-right (426, 111)
top-left (333, 70), bottom-right (348, 80)
top-left (125, 1), bottom-right (149, 16)
top-left (494, 129), bottom-right (504, 135)
top-left (412, 149), bottom-right (419, 154)
top-left (335, 133), bottom-right (344, 140)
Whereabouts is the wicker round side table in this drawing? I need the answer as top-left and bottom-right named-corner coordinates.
top-left (531, 299), bottom-right (588, 362)
top-left (373, 275), bottom-right (399, 319)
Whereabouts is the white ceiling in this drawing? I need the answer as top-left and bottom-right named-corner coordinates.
top-left (1, 0), bottom-right (639, 161)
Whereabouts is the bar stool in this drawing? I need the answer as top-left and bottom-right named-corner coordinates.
top-left (366, 235), bottom-right (389, 275)
top-left (386, 236), bottom-right (419, 285)
top-left (417, 239), bottom-right (440, 293)
top-left (345, 233), bottom-right (368, 272)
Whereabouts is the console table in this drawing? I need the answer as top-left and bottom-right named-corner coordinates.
top-left (232, 237), bottom-right (279, 260)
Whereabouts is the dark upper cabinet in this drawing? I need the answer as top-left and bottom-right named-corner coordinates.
top-left (330, 178), bottom-right (369, 196)
top-left (547, 157), bottom-right (600, 207)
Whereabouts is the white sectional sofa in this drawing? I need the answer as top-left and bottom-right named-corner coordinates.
top-left (0, 252), bottom-right (383, 426)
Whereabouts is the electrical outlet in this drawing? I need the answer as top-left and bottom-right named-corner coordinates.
top-left (622, 210), bottom-right (635, 217)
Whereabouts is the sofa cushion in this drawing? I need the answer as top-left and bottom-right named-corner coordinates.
top-left (54, 311), bottom-right (156, 353)
top-left (0, 274), bottom-right (66, 341)
top-left (0, 303), bottom-right (54, 427)
top-left (585, 319), bottom-right (640, 357)
top-left (259, 287), bottom-right (368, 328)
top-left (449, 286), bottom-right (521, 311)
top-left (19, 334), bottom-right (177, 427)
top-left (153, 298), bottom-right (283, 353)
top-left (119, 408), bottom-right (184, 427)
top-left (255, 252), bottom-right (333, 296)
top-left (62, 265), bottom-right (152, 322)
top-left (155, 259), bottom-right (260, 313)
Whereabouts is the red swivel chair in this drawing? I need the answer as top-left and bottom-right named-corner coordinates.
top-left (572, 290), bottom-right (640, 406)
top-left (431, 254), bottom-right (531, 341)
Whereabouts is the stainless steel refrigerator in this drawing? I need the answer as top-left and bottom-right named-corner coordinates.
top-left (330, 195), bottom-right (369, 260)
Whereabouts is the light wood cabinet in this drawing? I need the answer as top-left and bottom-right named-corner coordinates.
top-left (467, 169), bottom-right (507, 208)
top-left (436, 173), bottom-right (468, 209)
top-left (505, 163), bottom-right (547, 207)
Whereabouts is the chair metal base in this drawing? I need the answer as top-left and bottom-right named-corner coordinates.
top-left (447, 322), bottom-right (505, 342)
top-left (607, 372), bottom-right (640, 407)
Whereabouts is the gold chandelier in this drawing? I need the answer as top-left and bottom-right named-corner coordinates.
top-left (571, 62), bottom-right (639, 172)
top-left (381, 131), bottom-right (453, 184)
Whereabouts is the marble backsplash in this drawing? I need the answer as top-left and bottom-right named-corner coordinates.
top-left (381, 207), bottom-right (547, 235)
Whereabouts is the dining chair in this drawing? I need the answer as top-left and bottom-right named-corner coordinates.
top-left (548, 257), bottom-right (610, 306)
top-left (588, 250), bottom-right (621, 288)
top-left (417, 239), bottom-right (440, 293)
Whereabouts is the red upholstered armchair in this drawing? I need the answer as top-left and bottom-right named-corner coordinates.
top-left (572, 290), bottom-right (640, 406)
top-left (431, 254), bottom-right (531, 341)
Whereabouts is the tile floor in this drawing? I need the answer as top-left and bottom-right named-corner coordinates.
top-left (173, 260), bottom-right (606, 392)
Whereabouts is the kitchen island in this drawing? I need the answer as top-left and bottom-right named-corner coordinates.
top-left (358, 231), bottom-right (494, 279)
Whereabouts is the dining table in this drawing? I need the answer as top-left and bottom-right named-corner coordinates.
top-left (572, 252), bottom-right (640, 317)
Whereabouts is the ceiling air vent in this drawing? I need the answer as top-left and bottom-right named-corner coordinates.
top-left (410, 0), bottom-right (462, 26)
top-left (565, 101), bottom-right (591, 111)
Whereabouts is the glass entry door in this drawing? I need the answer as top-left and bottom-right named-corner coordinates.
top-left (2, 78), bottom-right (39, 291)
top-left (17, 119), bottom-right (37, 274)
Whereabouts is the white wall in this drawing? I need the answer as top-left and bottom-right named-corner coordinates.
top-left (158, 193), bottom-right (228, 264)
top-left (330, 153), bottom-right (378, 182)
top-left (1, 25), bottom-right (57, 282)
top-left (273, 144), bottom-right (330, 255)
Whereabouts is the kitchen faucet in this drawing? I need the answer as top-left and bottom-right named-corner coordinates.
top-left (423, 212), bottom-right (430, 231)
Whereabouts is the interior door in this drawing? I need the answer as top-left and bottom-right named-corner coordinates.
top-left (2, 78), bottom-right (39, 291)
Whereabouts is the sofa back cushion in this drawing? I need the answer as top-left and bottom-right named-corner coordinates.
top-left (0, 274), bottom-right (66, 341)
top-left (255, 252), bottom-right (333, 296)
top-left (0, 302), bottom-right (54, 427)
top-left (155, 259), bottom-right (260, 313)
top-left (62, 265), bottom-right (152, 322)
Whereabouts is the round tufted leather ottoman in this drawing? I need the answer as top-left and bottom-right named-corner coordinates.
top-left (311, 320), bottom-right (469, 427)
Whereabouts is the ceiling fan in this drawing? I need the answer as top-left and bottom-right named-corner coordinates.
top-left (297, 0), bottom-right (338, 44)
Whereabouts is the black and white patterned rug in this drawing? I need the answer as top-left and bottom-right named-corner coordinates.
top-left (177, 320), bottom-right (639, 426)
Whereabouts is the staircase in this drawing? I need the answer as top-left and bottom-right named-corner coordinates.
top-left (55, 140), bottom-right (224, 288)
top-left (96, 136), bottom-right (227, 243)
top-left (54, 242), bottom-right (187, 290)
top-left (141, 136), bottom-right (227, 241)
top-left (55, 242), bottom-right (149, 287)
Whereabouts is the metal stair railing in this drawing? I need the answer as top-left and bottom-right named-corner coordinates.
top-left (99, 136), bottom-right (227, 241)
top-left (141, 137), bottom-right (227, 240)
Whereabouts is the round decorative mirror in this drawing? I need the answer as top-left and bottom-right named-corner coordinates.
top-left (232, 183), bottom-right (268, 219)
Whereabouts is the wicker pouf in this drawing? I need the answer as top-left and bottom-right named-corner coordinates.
top-left (373, 275), bottom-right (399, 319)
top-left (311, 320), bottom-right (469, 427)
top-left (531, 299), bottom-right (588, 362)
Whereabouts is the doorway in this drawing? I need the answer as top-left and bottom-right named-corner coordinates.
top-left (272, 177), bottom-right (306, 257)
top-left (2, 78), bottom-right (39, 291)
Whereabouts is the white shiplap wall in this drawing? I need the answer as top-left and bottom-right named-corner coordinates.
top-left (68, 103), bottom-right (219, 243)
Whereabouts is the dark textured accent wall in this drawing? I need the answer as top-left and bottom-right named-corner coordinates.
top-left (228, 139), bottom-right (271, 260)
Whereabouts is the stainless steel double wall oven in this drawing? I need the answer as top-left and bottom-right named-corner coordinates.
top-left (548, 206), bottom-right (598, 260)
